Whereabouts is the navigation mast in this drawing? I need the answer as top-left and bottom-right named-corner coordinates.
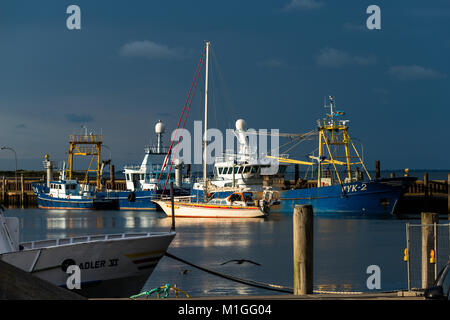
top-left (203, 41), bottom-right (210, 201)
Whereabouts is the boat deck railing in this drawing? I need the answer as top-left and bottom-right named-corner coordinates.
top-left (69, 134), bottom-right (102, 143)
top-left (215, 151), bottom-right (290, 164)
top-left (20, 232), bottom-right (171, 250)
top-left (144, 146), bottom-right (171, 154)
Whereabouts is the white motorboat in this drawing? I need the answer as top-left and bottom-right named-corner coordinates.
top-left (154, 191), bottom-right (276, 218)
top-left (0, 206), bottom-right (175, 298)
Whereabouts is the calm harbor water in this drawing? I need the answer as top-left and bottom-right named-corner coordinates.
top-left (3, 207), bottom-right (422, 297)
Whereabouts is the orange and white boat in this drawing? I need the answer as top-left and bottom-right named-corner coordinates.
top-left (154, 191), bottom-right (273, 218)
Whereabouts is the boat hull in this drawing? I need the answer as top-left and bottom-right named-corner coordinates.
top-left (0, 232), bottom-right (176, 298)
top-left (190, 177), bottom-right (416, 217)
top-left (276, 177), bottom-right (416, 217)
top-left (154, 200), bottom-right (267, 218)
top-left (32, 183), bottom-right (116, 210)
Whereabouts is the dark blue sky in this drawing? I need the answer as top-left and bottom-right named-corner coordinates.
top-left (0, 0), bottom-right (449, 171)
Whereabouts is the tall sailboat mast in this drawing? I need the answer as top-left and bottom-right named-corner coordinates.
top-left (203, 41), bottom-right (210, 200)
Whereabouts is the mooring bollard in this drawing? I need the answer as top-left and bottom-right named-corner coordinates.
top-left (293, 204), bottom-right (313, 295)
top-left (421, 212), bottom-right (439, 289)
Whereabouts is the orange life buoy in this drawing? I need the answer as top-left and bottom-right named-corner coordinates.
top-left (49, 194), bottom-right (53, 197)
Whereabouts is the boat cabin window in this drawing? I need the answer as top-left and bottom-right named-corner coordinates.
top-left (140, 174), bottom-right (144, 181)
top-left (238, 166), bottom-right (243, 174)
top-left (126, 174), bottom-right (130, 181)
top-left (243, 192), bottom-right (253, 202)
top-left (251, 166), bottom-right (258, 173)
top-left (224, 167), bottom-right (230, 174)
top-left (234, 167), bottom-right (239, 174)
top-left (243, 166), bottom-right (251, 173)
top-left (229, 193), bottom-right (244, 202)
top-left (218, 167), bottom-right (224, 174)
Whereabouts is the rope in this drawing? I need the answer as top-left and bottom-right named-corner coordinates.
top-left (130, 283), bottom-right (190, 299)
top-left (160, 45), bottom-right (206, 194)
top-left (153, 45), bottom-right (206, 195)
top-left (164, 252), bottom-right (365, 295)
top-left (165, 252), bottom-right (293, 293)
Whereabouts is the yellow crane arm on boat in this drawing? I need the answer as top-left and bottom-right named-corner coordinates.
top-left (266, 155), bottom-right (314, 166)
top-left (307, 156), bottom-right (347, 166)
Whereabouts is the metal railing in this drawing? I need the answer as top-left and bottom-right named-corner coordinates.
top-left (69, 134), bottom-right (102, 143)
top-left (405, 222), bottom-right (450, 291)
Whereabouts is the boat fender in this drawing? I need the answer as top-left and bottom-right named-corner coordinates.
top-left (128, 192), bottom-right (136, 202)
top-left (67, 195), bottom-right (71, 199)
top-left (61, 258), bottom-right (76, 272)
top-left (49, 194), bottom-right (53, 197)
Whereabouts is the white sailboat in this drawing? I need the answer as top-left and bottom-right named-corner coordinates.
top-left (0, 206), bottom-right (175, 298)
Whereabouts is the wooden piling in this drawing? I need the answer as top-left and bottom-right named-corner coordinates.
top-left (110, 164), bottom-right (115, 190)
top-left (20, 174), bottom-right (24, 207)
top-left (421, 212), bottom-right (439, 289)
top-left (294, 164), bottom-right (299, 182)
top-left (1, 176), bottom-right (4, 204)
top-left (293, 204), bottom-right (313, 295)
top-left (375, 160), bottom-right (380, 179)
top-left (170, 182), bottom-right (175, 231)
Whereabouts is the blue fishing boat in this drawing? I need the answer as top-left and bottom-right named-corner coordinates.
top-left (33, 179), bottom-right (114, 210)
top-left (32, 155), bottom-right (115, 210)
top-left (270, 96), bottom-right (416, 217)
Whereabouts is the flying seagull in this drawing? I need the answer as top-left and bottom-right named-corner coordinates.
top-left (178, 266), bottom-right (191, 275)
top-left (220, 259), bottom-right (261, 266)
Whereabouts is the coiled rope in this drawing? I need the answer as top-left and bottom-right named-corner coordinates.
top-left (130, 283), bottom-right (190, 299)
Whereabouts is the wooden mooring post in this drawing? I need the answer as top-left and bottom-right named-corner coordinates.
top-left (375, 160), bottom-right (380, 179)
top-left (293, 204), bottom-right (313, 295)
top-left (20, 174), bottom-right (24, 208)
top-left (170, 182), bottom-right (175, 232)
top-left (1, 176), bottom-right (5, 204)
top-left (110, 164), bottom-right (115, 190)
top-left (421, 212), bottom-right (439, 289)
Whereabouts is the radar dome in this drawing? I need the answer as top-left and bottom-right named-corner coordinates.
top-left (155, 120), bottom-right (165, 134)
top-left (235, 119), bottom-right (247, 131)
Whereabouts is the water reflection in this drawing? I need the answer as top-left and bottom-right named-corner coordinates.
top-left (4, 208), bottom-right (413, 297)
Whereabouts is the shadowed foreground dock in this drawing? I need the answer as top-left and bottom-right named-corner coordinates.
top-left (96, 291), bottom-right (424, 300)
top-left (0, 260), bottom-right (85, 300)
